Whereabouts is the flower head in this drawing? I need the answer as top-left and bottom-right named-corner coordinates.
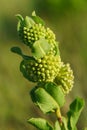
top-left (17, 14), bottom-right (59, 56)
top-left (54, 63), bottom-right (74, 94)
top-left (21, 55), bottom-right (62, 83)
top-left (18, 23), bottom-right (46, 48)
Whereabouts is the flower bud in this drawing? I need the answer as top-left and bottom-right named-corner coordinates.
top-left (22, 54), bottom-right (62, 82)
top-left (18, 23), bottom-right (46, 48)
top-left (17, 14), bottom-right (59, 55)
top-left (45, 27), bottom-right (57, 55)
top-left (54, 63), bottom-right (74, 94)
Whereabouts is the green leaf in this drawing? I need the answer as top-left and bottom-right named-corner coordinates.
top-left (61, 117), bottom-right (68, 130)
top-left (30, 87), bottom-right (59, 113)
top-left (11, 46), bottom-right (32, 60)
top-left (11, 46), bottom-right (23, 56)
top-left (67, 97), bottom-right (85, 130)
top-left (32, 38), bottom-right (51, 59)
top-left (54, 121), bottom-right (61, 130)
top-left (16, 14), bottom-right (24, 22)
top-left (16, 14), bottom-right (24, 31)
top-left (24, 16), bottom-right (35, 28)
top-left (28, 118), bottom-right (53, 130)
top-left (44, 82), bottom-right (65, 107)
top-left (20, 57), bottom-right (35, 81)
top-left (55, 42), bottom-right (60, 56)
top-left (31, 11), bottom-right (45, 25)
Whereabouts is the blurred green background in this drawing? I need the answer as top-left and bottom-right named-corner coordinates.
top-left (0, 0), bottom-right (87, 129)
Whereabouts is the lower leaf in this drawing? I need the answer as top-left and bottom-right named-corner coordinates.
top-left (30, 87), bottom-right (59, 113)
top-left (28, 118), bottom-right (53, 130)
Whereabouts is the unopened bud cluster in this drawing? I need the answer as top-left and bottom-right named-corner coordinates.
top-left (18, 17), bottom-right (57, 55)
top-left (19, 23), bottom-right (46, 48)
top-left (23, 55), bottom-right (62, 82)
top-left (54, 63), bottom-right (74, 94)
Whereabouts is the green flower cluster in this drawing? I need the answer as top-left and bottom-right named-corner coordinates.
top-left (15, 12), bottom-right (74, 94)
top-left (54, 63), bottom-right (74, 94)
top-left (17, 13), bottom-right (57, 55)
top-left (19, 23), bottom-right (46, 48)
top-left (22, 55), bottom-right (62, 82)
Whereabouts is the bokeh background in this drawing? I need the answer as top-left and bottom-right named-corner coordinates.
top-left (0, 0), bottom-right (87, 129)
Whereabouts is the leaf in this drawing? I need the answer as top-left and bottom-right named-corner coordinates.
top-left (30, 87), bottom-right (59, 113)
top-left (67, 97), bottom-right (85, 130)
top-left (54, 121), bottom-right (61, 130)
top-left (24, 16), bottom-right (35, 28)
top-left (28, 118), bottom-right (53, 130)
top-left (44, 82), bottom-right (65, 107)
top-left (16, 14), bottom-right (24, 31)
top-left (61, 117), bottom-right (68, 130)
top-left (31, 11), bottom-right (45, 25)
top-left (20, 57), bottom-right (36, 81)
top-left (11, 46), bottom-right (23, 56)
top-left (54, 42), bottom-right (60, 56)
top-left (32, 38), bottom-right (51, 59)
top-left (11, 46), bottom-right (32, 60)
top-left (16, 14), bottom-right (24, 22)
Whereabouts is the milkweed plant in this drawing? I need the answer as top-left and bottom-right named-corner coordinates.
top-left (11, 11), bottom-right (87, 130)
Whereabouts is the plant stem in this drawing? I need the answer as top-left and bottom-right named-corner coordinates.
top-left (55, 108), bottom-right (62, 125)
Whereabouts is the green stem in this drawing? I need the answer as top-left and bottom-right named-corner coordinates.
top-left (55, 108), bottom-right (62, 125)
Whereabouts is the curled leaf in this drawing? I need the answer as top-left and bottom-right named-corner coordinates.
top-left (30, 87), bottom-right (59, 113)
top-left (44, 82), bottom-right (65, 107)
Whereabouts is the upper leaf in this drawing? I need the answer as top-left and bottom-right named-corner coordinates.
top-left (32, 38), bottom-right (51, 59)
top-left (24, 16), bottom-right (35, 28)
top-left (31, 11), bottom-right (45, 25)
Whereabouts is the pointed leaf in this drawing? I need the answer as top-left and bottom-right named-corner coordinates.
top-left (30, 87), bottom-right (59, 113)
top-left (44, 82), bottom-right (65, 107)
top-left (54, 121), bottom-right (61, 130)
top-left (32, 38), bottom-right (51, 59)
top-left (28, 118), bottom-right (53, 130)
top-left (24, 16), bottom-right (35, 28)
top-left (32, 11), bottom-right (45, 25)
top-left (67, 97), bottom-right (85, 130)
